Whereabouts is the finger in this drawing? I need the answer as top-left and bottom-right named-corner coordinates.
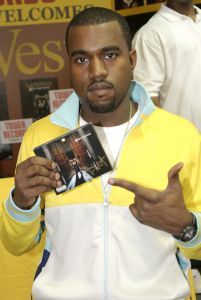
top-left (108, 178), bottom-right (157, 201)
top-left (29, 175), bottom-right (58, 189)
top-left (15, 174), bottom-right (57, 195)
top-left (15, 163), bottom-right (61, 198)
top-left (109, 177), bottom-right (141, 193)
top-left (129, 203), bottom-right (138, 219)
top-left (21, 164), bottom-right (59, 180)
top-left (167, 162), bottom-right (183, 189)
top-left (20, 184), bottom-right (55, 202)
top-left (17, 156), bottom-right (55, 171)
top-left (15, 174), bottom-right (62, 198)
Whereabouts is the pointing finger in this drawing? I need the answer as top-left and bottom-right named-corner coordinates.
top-left (108, 178), bottom-right (157, 200)
top-left (109, 178), bottom-right (141, 193)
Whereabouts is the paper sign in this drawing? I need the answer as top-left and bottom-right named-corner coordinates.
top-left (0, 118), bottom-right (33, 144)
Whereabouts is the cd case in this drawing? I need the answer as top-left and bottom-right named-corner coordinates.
top-left (33, 123), bottom-right (112, 194)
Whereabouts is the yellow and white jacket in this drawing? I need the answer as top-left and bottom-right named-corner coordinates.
top-left (1, 81), bottom-right (201, 300)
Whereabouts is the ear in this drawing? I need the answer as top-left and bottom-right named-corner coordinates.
top-left (129, 49), bottom-right (137, 71)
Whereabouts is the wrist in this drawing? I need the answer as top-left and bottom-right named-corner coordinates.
top-left (174, 213), bottom-right (197, 242)
top-left (12, 189), bottom-right (37, 210)
top-left (6, 190), bottom-right (41, 223)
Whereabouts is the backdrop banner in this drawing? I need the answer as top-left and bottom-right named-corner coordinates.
top-left (0, 0), bottom-right (113, 27)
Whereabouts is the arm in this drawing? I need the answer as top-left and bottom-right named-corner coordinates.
top-left (151, 96), bottom-right (161, 107)
top-left (0, 192), bottom-right (42, 255)
top-left (132, 30), bottom-right (165, 103)
top-left (175, 133), bottom-right (201, 259)
top-left (0, 128), bottom-right (61, 255)
top-left (109, 133), bottom-right (201, 259)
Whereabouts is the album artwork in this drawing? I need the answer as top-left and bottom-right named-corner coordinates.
top-left (19, 77), bottom-right (58, 121)
top-left (34, 123), bottom-right (112, 194)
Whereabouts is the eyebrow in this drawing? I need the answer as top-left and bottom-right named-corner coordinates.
top-left (70, 49), bottom-right (87, 57)
top-left (101, 46), bottom-right (121, 52)
top-left (70, 46), bottom-right (121, 57)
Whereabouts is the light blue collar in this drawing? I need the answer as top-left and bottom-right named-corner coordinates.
top-left (50, 81), bottom-right (155, 129)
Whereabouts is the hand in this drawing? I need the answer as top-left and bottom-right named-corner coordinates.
top-left (13, 156), bottom-right (61, 209)
top-left (108, 163), bottom-right (193, 235)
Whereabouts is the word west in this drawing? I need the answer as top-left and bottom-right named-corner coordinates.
top-left (0, 29), bottom-right (65, 76)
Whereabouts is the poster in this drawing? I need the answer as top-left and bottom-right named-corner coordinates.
top-left (0, 118), bottom-right (33, 144)
top-left (19, 77), bottom-right (58, 120)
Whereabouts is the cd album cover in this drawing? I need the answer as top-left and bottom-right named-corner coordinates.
top-left (34, 123), bottom-right (112, 194)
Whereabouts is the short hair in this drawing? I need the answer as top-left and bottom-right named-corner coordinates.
top-left (65, 6), bottom-right (132, 52)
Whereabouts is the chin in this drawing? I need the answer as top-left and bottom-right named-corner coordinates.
top-left (89, 101), bottom-right (115, 113)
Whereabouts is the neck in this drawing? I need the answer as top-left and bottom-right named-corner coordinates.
top-left (80, 100), bottom-right (136, 127)
top-left (166, 1), bottom-right (196, 21)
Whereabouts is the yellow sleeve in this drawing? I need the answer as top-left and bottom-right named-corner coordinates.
top-left (176, 132), bottom-right (201, 259)
top-left (0, 191), bottom-right (42, 255)
top-left (0, 126), bottom-right (44, 256)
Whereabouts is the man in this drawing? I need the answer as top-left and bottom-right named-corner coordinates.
top-left (1, 7), bottom-right (201, 300)
top-left (132, 0), bottom-right (201, 132)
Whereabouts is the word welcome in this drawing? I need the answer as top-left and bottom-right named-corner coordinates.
top-left (0, 3), bottom-right (93, 25)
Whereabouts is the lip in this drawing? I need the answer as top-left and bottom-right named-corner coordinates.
top-left (88, 82), bottom-right (113, 92)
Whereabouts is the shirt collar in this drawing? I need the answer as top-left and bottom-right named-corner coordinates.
top-left (159, 3), bottom-right (201, 23)
top-left (50, 80), bottom-right (155, 129)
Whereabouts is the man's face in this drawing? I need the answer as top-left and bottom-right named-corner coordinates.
top-left (67, 21), bottom-right (136, 113)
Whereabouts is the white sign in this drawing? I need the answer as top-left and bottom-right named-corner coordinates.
top-left (0, 118), bottom-right (33, 144)
top-left (49, 88), bottom-right (74, 113)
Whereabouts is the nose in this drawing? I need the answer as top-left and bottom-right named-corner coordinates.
top-left (89, 57), bottom-right (108, 81)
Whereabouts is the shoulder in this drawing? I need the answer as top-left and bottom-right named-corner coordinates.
top-left (151, 108), bottom-right (200, 139)
top-left (23, 115), bottom-right (69, 149)
top-left (25, 115), bottom-right (55, 136)
top-left (133, 8), bottom-right (173, 45)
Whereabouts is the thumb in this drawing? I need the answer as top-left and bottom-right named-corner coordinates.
top-left (167, 162), bottom-right (183, 189)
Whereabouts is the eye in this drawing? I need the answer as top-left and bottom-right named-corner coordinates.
top-left (104, 52), bottom-right (117, 60)
top-left (75, 57), bottom-right (89, 64)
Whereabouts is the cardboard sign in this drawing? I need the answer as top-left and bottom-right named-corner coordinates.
top-left (0, 118), bottom-right (33, 144)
